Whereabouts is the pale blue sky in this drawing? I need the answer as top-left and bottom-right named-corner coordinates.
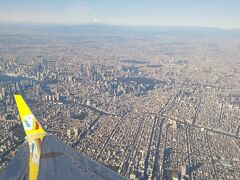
top-left (0, 0), bottom-right (240, 29)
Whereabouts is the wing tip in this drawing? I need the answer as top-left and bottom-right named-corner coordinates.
top-left (14, 94), bottom-right (23, 103)
top-left (14, 94), bottom-right (47, 137)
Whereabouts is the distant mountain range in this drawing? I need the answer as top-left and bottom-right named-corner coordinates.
top-left (0, 22), bottom-right (240, 37)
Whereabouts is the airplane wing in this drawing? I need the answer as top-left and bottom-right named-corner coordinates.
top-left (3, 95), bottom-right (126, 180)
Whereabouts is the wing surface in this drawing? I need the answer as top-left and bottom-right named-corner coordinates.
top-left (3, 95), bottom-right (126, 180)
top-left (3, 135), bottom-right (126, 180)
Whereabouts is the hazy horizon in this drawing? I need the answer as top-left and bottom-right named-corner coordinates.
top-left (0, 21), bottom-right (240, 31)
top-left (1, 0), bottom-right (240, 29)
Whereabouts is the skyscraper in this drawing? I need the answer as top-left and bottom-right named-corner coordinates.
top-left (1, 87), bottom-right (5, 98)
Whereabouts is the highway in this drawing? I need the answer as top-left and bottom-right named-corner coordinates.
top-left (143, 112), bottom-right (240, 140)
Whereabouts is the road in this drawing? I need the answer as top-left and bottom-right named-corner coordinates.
top-left (144, 112), bottom-right (240, 140)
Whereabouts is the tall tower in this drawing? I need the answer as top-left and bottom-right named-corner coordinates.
top-left (67, 129), bottom-right (71, 138)
top-left (2, 87), bottom-right (5, 97)
top-left (74, 128), bottom-right (79, 138)
top-left (236, 125), bottom-right (240, 138)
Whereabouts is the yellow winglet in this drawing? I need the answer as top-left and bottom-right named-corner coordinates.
top-left (14, 95), bottom-right (46, 138)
